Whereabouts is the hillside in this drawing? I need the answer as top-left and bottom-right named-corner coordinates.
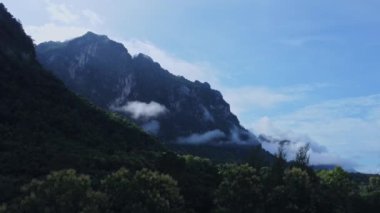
top-left (0, 3), bottom-right (162, 203)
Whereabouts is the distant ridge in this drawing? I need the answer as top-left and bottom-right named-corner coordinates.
top-left (36, 31), bottom-right (260, 145)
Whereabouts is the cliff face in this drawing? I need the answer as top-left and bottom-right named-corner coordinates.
top-left (37, 32), bottom-right (259, 145)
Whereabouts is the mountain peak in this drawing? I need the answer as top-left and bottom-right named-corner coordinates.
top-left (81, 31), bottom-right (109, 41)
top-left (36, 33), bottom-right (259, 145)
top-left (135, 53), bottom-right (154, 61)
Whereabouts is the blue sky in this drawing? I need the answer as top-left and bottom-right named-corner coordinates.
top-left (3, 0), bottom-right (380, 173)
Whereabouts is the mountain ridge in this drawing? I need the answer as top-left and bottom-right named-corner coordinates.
top-left (36, 32), bottom-right (259, 145)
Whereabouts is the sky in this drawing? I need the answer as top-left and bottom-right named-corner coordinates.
top-left (3, 0), bottom-right (380, 173)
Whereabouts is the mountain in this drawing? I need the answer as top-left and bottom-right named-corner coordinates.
top-left (0, 3), bottom-right (163, 203)
top-left (36, 32), bottom-right (259, 145)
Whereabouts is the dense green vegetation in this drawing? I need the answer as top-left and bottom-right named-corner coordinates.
top-left (167, 143), bottom-right (275, 165)
top-left (2, 148), bottom-right (380, 213)
top-left (1, 3), bottom-right (380, 213)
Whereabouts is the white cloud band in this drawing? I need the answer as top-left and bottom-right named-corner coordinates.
top-left (112, 101), bottom-right (168, 120)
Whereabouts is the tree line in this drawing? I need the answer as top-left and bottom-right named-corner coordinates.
top-left (2, 144), bottom-right (380, 213)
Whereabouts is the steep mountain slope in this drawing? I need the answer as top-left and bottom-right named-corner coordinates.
top-left (36, 33), bottom-right (258, 145)
top-left (0, 3), bottom-right (162, 202)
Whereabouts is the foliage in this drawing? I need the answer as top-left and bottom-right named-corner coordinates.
top-left (13, 170), bottom-right (107, 213)
top-left (131, 169), bottom-right (184, 213)
top-left (270, 142), bottom-right (287, 185)
top-left (178, 155), bottom-right (219, 213)
top-left (294, 143), bottom-right (310, 168)
top-left (157, 153), bottom-right (220, 212)
top-left (7, 168), bottom-right (184, 213)
top-left (5, 164), bottom-right (380, 213)
top-left (101, 168), bottom-right (183, 213)
top-left (100, 168), bottom-right (132, 212)
top-left (318, 167), bottom-right (356, 197)
top-left (248, 146), bottom-right (274, 168)
top-left (215, 164), bottom-right (263, 213)
top-left (358, 176), bottom-right (380, 212)
top-left (317, 167), bottom-right (358, 213)
top-left (282, 168), bottom-right (315, 213)
top-left (167, 143), bottom-right (275, 165)
top-left (368, 176), bottom-right (380, 192)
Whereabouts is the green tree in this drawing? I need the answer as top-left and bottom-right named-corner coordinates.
top-left (156, 152), bottom-right (186, 178)
top-left (282, 168), bottom-right (315, 213)
top-left (291, 143), bottom-right (319, 183)
top-left (294, 143), bottom-right (310, 168)
top-left (359, 176), bottom-right (380, 213)
top-left (101, 168), bottom-right (184, 213)
top-left (265, 168), bottom-right (315, 213)
top-left (179, 155), bottom-right (219, 213)
top-left (248, 146), bottom-right (272, 169)
top-left (214, 164), bottom-right (263, 213)
top-left (16, 169), bottom-right (106, 213)
top-left (368, 176), bottom-right (380, 192)
top-left (101, 168), bottom-right (132, 212)
top-left (318, 167), bottom-right (358, 213)
top-left (271, 142), bottom-right (288, 185)
top-left (132, 169), bottom-right (184, 213)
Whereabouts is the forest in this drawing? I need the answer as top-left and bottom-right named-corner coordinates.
top-left (1, 2), bottom-right (380, 213)
top-left (2, 145), bottom-right (380, 213)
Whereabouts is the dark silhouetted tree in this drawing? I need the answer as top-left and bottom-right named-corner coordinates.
top-left (318, 167), bottom-right (358, 213)
top-left (294, 143), bottom-right (310, 168)
top-left (215, 164), bottom-right (263, 213)
top-left (271, 141), bottom-right (288, 186)
top-left (16, 169), bottom-right (107, 213)
top-left (101, 168), bottom-right (183, 213)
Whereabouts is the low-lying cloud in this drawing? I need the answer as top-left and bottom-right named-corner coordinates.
top-left (177, 129), bottom-right (226, 144)
top-left (229, 126), bottom-right (259, 145)
top-left (112, 101), bottom-right (168, 120)
top-left (255, 117), bottom-right (328, 154)
top-left (252, 99), bottom-right (380, 172)
top-left (259, 136), bottom-right (356, 170)
top-left (253, 116), bottom-right (348, 167)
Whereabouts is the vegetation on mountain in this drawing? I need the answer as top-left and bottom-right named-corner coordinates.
top-left (1, 3), bottom-right (380, 213)
top-left (0, 2), bottom-right (161, 203)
